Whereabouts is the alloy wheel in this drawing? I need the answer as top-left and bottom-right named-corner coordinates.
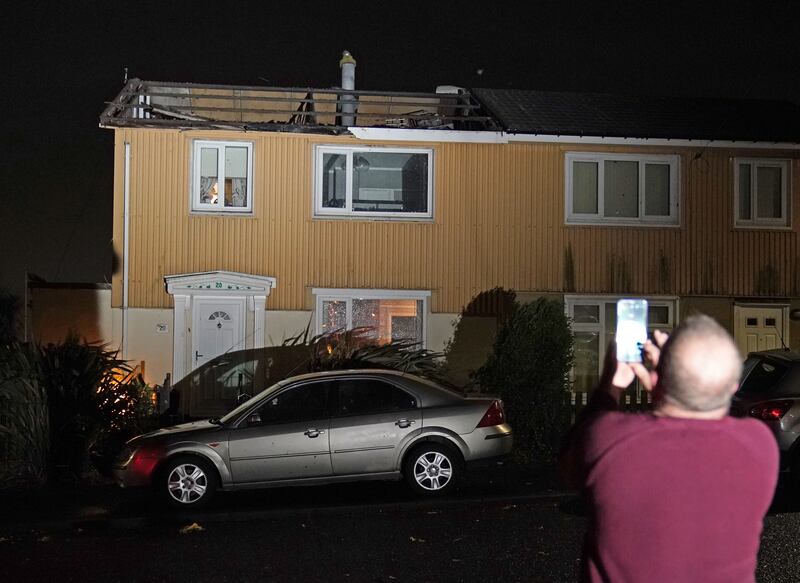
top-left (413, 451), bottom-right (453, 491)
top-left (167, 463), bottom-right (208, 504)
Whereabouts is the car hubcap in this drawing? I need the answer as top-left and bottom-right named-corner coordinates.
top-left (413, 452), bottom-right (453, 491)
top-left (167, 463), bottom-right (208, 504)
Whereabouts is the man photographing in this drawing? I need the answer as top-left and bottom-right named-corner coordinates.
top-left (561, 314), bottom-right (778, 582)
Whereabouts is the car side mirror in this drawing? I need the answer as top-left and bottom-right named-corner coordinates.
top-left (246, 412), bottom-right (261, 425)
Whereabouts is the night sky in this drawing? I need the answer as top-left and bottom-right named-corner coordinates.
top-left (3, 0), bottom-right (799, 297)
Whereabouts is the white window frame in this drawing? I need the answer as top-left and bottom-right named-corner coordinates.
top-left (191, 140), bottom-right (254, 214)
top-left (565, 294), bottom-right (678, 383)
top-left (734, 158), bottom-right (790, 229)
top-left (311, 288), bottom-right (430, 347)
top-left (565, 152), bottom-right (680, 226)
top-left (313, 145), bottom-right (434, 220)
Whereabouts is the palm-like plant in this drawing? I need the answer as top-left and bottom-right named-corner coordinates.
top-left (0, 290), bottom-right (20, 344)
top-left (0, 333), bottom-right (160, 486)
top-left (284, 327), bottom-right (452, 387)
top-left (0, 343), bottom-right (49, 487)
top-left (38, 333), bottom-right (147, 478)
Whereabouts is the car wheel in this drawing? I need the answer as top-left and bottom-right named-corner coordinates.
top-left (161, 455), bottom-right (217, 509)
top-left (404, 443), bottom-right (461, 496)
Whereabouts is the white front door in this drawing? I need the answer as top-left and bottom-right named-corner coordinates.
top-left (192, 298), bottom-right (245, 371)
top-left (734, 305), bottom-right (788, 357)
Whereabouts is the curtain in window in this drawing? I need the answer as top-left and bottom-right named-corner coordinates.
top-left (229, 178), bottom-right (248, 207)
top-left (200, 177), bottom-right (217, 204)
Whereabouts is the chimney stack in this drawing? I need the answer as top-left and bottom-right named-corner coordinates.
top-left (339, 50), bottom-right (357, 126)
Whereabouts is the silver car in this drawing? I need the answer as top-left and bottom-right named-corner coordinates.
top-left (114, 369), bottom-right (513, 508)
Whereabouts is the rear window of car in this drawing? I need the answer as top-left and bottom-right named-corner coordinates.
top-left (738, 357), bottom-right (790, 395)
top-left (333, 379), bottom-right (417, 416)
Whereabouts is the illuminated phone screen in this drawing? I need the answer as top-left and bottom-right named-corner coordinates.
top-left (616, 299), bottom-right (648, 362)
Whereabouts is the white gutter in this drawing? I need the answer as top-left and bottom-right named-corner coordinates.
top-left (505, 133), bottom-right (800, 150)
top-left (348, 127), bottom-right (800, 150)
top-left (122, 141), bottom-right (131, 359)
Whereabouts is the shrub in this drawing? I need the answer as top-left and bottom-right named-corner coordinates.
top-left (38, 333), bottom-right (156, 479)
top-left (0, 343), bottom-right (48, 488)
top-left (475, 298), bottom-right (573, 463)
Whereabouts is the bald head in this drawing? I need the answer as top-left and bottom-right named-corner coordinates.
top-left (656, 315), bottom-right (742, 413)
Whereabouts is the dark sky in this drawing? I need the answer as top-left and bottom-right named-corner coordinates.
top-left (2, 0), bottom-right (799, 296)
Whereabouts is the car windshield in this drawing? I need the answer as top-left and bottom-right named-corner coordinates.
top-left (218, 379), bottom-right (286, 424)
top-left (738, 357), bottom-right (790, 395)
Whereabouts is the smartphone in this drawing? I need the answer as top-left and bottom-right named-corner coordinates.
top-left (615, 299), bottom-right (648, 362)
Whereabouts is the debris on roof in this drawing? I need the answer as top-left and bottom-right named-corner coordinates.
top-left (100, 79), bottom-right (800, 143)
top-left (100, 79), bottom-right (498, 134)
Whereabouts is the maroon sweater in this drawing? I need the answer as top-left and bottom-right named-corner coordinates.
top-left (578, 412), bottom-right (778, 583)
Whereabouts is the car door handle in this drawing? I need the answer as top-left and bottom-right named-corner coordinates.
top-left (395, 418), bottom-right (415, 428)
top-left (304, 428), bottom-right (326, 438)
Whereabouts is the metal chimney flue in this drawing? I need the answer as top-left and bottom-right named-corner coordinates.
top-left (339, 50), bottom-right (357, 126)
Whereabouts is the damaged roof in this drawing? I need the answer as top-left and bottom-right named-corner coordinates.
top-left (100, 79), bottom-right (499, 133)
top-left (472, 88), bottom-right (800, 143)
top-left (101, 80), bottom-right (800, 143)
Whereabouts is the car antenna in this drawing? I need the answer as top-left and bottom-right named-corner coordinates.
top-left (771, 321), bottom-right (789, 351)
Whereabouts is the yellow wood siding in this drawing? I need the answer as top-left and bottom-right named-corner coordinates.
top-left (111, 128), bottom-right (800, 312)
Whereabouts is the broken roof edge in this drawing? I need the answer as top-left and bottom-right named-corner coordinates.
top-left (99, 78), bottom-right (499, 133)
top-left (133, 78), bottom-right (473, 99)
top-left (99, 79), bottom-right (800, 146)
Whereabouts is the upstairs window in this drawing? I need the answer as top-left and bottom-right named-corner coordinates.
top-left (314, 146), bottom-right (433, 219)
top-left (735, 159), bottom-right (790, 228)
top-left (192, 140), bottom-right (253, 213)
top-left (565, 152), bottom-right (679, 226)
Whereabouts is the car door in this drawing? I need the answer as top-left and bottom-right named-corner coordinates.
top-left (329, 378), bottom-right (421, 476)
top-left (228, 381), bottom-right (333, 484)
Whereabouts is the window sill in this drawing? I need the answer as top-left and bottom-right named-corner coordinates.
top-left (564, 220), bottom-right (680, 229)
top-left (313, 213), bottom-right (435, 223)
top-left (733, 223), bottom-right (792, 231)
top-left (190, 210), bottom-right (255, 217)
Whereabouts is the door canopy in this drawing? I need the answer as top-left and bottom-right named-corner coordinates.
top-left (165, 270), bottom-right (277, 302)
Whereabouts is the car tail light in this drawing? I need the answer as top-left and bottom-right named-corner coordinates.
top-left (749, 400), bottom-right (794, 421)
top-left (477, 400), bottom-right (506, 428)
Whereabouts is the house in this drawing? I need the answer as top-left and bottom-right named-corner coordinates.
top-left (99, 52), bottom-right (800, 398)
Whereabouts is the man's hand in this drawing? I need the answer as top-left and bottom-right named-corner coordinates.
top-left (632, 329), bottom-right (668, 392)
top-left (599, 330), bottom-right (669, 398)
